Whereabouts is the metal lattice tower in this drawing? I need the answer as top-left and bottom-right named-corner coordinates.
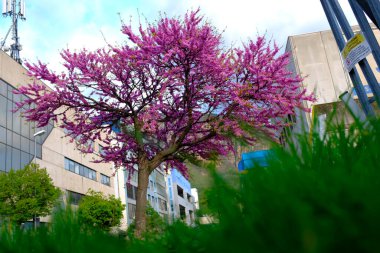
top-left (1, 0), bottom-right (26, 64)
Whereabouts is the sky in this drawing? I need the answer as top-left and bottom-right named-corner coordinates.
top-left (0, 0), bottom-right (358, 71)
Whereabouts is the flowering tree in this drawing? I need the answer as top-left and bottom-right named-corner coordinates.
top-left (16, 9), bottom-right (312, 235)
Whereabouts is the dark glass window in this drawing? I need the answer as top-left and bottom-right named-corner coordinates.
top-left (127, 184), bottom-right (137, 200)
top-left (101, 174), bottom-right (110, 186)
top-left (67, 191), bottom-right (85, 205)
top-left (64, 157), bottom-right (97, 181)
top-left (177, 186), bottom-right (184, 198)
top-left (128, 203), bottom-right (136, 220)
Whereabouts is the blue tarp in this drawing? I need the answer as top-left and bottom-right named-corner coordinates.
top-left (238, 150), bottom-right (271, 171)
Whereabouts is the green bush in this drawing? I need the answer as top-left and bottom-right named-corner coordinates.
top-left (78, 190), bottom-right (125, 231)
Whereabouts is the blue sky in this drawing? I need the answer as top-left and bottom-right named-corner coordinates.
top-left (0, 0), bottom-right (357, 70)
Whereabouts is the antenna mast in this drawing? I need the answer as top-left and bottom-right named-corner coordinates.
top-left (1, 0), bottom-right (26, 64)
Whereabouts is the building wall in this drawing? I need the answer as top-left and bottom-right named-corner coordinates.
top-left (168, 169), bottom-right (196, 225)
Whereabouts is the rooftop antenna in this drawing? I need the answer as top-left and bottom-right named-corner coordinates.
top-left (1, 0), bottom-right (26, 64)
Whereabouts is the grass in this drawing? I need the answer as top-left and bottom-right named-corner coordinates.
top-left (1, 117), bottom-right (380, 252)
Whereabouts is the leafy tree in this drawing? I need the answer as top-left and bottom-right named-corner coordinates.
top-left (0, 163), bottom-right (61, 224)
top-left (78, 190), bottom-right (124, 231)
top-left (16, 9), bottom-right (313, 235)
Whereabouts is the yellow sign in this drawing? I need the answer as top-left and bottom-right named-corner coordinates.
top-left (341, 33), bottom-right (371, 72)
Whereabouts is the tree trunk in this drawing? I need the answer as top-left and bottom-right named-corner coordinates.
top-left (134, 162), bottom-right (150, 237)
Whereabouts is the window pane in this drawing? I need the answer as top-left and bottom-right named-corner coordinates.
top-left (0, 81), bottom-right (6, 96)
top-left (6, 129), bottom-right (12, 146)
top-left (29, 140), bottom-right (35, 156)
top-left (5, 145), bottom-right (11, 172)
top-left (12, 148), bottom-right (21, 170)
top-left (29, 121), bottom-right (35, 139)
top-left (20, 136), bottom-right (29, 153)
top-left (69, 160), bottom-right (75, 172)
top-left (36, 143), bottom-right (42, 159)
top-left (128, 203), bottom-right (136, 220)
top-left (13, 93), bottom-right (21, 103)
top-left (79, 165), bottom-right (84, 176)
top-left (64, 158), bottom-right (69, 170)
top-left (0, 126), bottom-right (5, 144)
top-left (74, 163), bottom-right (80, 174)
top-left (6, 100), bottom-right (12, 129)
top-left (0, 95), bottom-right (6, 127)
top-left (12, 107), bottom-right (21, 134)
top-left (21, 151), bottom-right (30, 169)
top-left (0, 143), bottom-right (6, 171)
top-left (20, 114), bottom-right (29, 137)
top-left (7, 85), bottom-right (13, 101)
top-left (12, 132), bottom-right (20, 150)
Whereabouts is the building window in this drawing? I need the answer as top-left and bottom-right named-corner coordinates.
top-left (187, 193), bottom-right (192, 202)
top-left (179, 205), bottom-right (186, 220)
top-left (67, 190), bottom-right (84, 205)
top-left (64, 157), bottom-right (97, 181)
top-left (100, 174), bottom-right (110, 186)
top-left (128, 203), bottom-right (136, 220)
top-left (158, 198), bottom-right (167, 211)
top-left (126, 184), bottom-right (137, 200)
top-left (125, 169), bottom-right (138, 183)
top-left (177, 186), bottom-right (184, 198)
top-left (156, 184), bottom-right (167, 198)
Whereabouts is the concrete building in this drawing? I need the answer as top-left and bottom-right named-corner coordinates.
top-left (167, 168), bottom-right (196, 225)
top-left (0, 51), bottom-right (115, 222)
top-left (282, 25), bottom-right (380, 142)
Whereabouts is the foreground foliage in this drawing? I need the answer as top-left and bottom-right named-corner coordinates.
top-left (1, 118), bottom-right (380, 252)
top-left (78, 190), bottom-right (125, 231)
top-left (0, 163), bottom-right (61, 224)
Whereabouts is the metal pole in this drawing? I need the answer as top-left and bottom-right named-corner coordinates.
top-left (33, 136), bottom-right (36, 229)
top-left (367, 0), bottom-right (380, 29)
top-left (349, 0), bottom-right (380, 70)
top-left (329, 0), bottom-right (380, 107)
top-left (32, 130), bottom-right (45, 229)
top-left (320, 0), bottom-right (374, 116)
